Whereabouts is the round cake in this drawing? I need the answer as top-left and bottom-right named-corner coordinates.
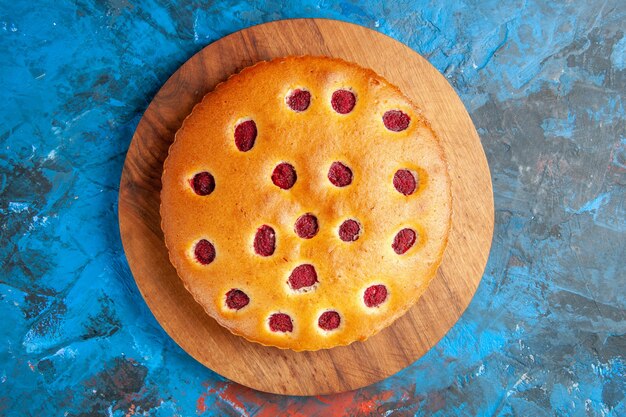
top-left (160, 56), bottom-right (451, 351)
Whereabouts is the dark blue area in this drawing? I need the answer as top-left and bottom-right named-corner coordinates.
top-left (1, 1), bottom-right (624, 415)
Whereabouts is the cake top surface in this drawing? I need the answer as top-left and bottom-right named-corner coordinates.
top-left (160, 56), bottom-right (451, 351)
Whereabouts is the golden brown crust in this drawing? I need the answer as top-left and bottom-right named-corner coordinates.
top-left (160, 56), bottom-right (451, 351)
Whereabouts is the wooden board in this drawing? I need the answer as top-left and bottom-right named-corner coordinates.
top-left (118, 18), bottom-right (493, 396)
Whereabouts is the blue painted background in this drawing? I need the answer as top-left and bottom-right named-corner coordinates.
top-left (1, 0), bottom-right (625, 415)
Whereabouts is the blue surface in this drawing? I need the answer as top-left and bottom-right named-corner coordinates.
top-left (1, 1), bottom-right (625, 415)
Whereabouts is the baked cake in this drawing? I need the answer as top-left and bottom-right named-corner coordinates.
top-left (160, 56), bottom-right (451, 351)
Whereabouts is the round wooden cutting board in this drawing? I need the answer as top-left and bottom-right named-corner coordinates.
top-left (118, 19), bottom-right (493, 396)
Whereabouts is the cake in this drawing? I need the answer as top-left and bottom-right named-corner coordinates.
top-left (160, 56), bottom-right (451, 351)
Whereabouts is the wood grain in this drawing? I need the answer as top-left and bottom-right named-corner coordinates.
top-left (118, 18), bottom-right (494, 396)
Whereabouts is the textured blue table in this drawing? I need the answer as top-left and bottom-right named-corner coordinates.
top-left (1, 1), bottom-right (625, 416)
